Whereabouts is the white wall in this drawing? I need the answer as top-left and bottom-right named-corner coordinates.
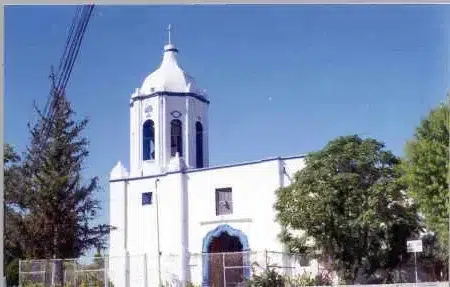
top-left (130, 94), bottom-right (209, 177)
top-left (124, 173), bottom-right (182, 257)
top-left (130, 94), bottom-right (164, 177)
top-left (108, 155), bottom-right (306, 286)
top-left (109, 170), bottom-right (129, 287)
top-left (282, 156), bottom-right (305, 186)
top-left (123, 156), bottom-right (306, 256)
top-left (186, 159), bottom-right (287, 254)
top-left (187, 96), bottom-right (209, 168)
top-left (163, 96), bottom-right (208, 169)
top-left (109, 180), bottom-right (127, 256)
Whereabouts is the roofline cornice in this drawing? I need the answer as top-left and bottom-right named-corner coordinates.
top-left (110, 154), bottom-right (306, 183)
top-left (130, 91), bottom-right (210, 105)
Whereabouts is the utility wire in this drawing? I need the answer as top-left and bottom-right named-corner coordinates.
top-left (59, 6), bottom-right (94, 92)
top-left (55, 6), bottom-right (82, 82)
top-left (36, 5), bottom-right (95, 153)
top-left (42, 6), bottom-right (82, 126)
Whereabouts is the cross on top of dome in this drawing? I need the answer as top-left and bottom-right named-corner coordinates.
top-left (167, 24), bottom-right (172, 45)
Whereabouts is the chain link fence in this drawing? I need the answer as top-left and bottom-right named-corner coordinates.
top-left (18, 250), bottom-right (448, 287)
top-left (199, 250), bottom-right (312, 286)
top-left (18, 251), bottom-right (314, 287)
top-left (19, 256), bottom-right (108, 287)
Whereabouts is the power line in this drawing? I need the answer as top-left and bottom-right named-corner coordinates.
top-left (55, 6), bottom-right (82, 83)
top-left (42, 6), bottom-right (83, 127)
top-left (37, 5), bottom-right (95, 154)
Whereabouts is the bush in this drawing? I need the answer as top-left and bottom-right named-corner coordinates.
top-left (286, 272), bottom-right (316, 286)
top-left (245, 263), bottom-right (333, 287)
top-left (245, 268), bottom-right (285, 287)
top-left (314, 271), bottom-right (333, 286)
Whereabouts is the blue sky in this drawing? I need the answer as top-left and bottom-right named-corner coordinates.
top-left (5, 5), bottom-right (449, 232)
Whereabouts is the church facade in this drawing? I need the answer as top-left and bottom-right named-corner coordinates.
top-left (108, 37), bottom-right (314, 286)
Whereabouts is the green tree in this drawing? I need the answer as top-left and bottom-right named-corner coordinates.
top-left (19, 91), bottom-right (112, 261)
top-left (4, 143), bottom-right (19, 163)
top-left (275, 135), bottom-right (422, 284)
top-left (418, 233), bottom-right (448, 281)
top-left (4, 143), bottom-right (25, 286)
top-left (401, 102), bottom-right (449, 260)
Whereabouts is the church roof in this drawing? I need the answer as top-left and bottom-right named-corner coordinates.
top-left (110, 154), bottom-right (306, 182)
top-left (137, 42), bottom-right (205, 97)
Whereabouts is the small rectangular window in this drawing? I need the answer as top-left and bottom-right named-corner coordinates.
top-left (142, 192), bottom-right (153, 205)
top-left (215, 188), bottom-right (233, 215)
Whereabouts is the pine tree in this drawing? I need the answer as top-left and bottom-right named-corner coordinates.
top-left (20, 91), bottom-right (112, 260)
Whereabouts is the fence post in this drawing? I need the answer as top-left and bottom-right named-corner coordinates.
top-left (125, 252), bottom-right (130, 287)
top-left (222, 253), bottom-right (226, 287)
top-left (44, 260), bottom-right (48, 286)
top-left (51, 259), bottom-right (55, 286)
top-left (143, 254), bottom-right (148, 287)
top-left (18, 260), bottom-right (21, 286)
top-left (104, 256), bottom-right (109, 287)
top-left (74, 260), bottom-right (77, 287)
top-left (264, 249), bottom-right (268, 270)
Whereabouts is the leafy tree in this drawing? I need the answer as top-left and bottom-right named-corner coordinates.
top-left (418, 233), bottom-right (448, 281)
top-left (275, 135), bottom-right (422, 284)
top-left (18, 91), bottom-right (112, 260)
top-left (401, 102), bottom-right (449, 260)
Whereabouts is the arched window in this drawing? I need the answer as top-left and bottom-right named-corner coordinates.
top-left (196, 121), bottom-right (204, 168)
top-left (143, 120), bottom-right (155, 160)
top-left (170, 119), bottom-right (183, 157)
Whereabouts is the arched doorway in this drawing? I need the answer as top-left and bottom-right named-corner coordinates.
top-left (202, 225), bottom-right (250, 287)
top-left (209, 232), bottom-right (243, 286)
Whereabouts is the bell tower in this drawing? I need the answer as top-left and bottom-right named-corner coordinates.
top-left (129, 26), bottom-right (210, 176)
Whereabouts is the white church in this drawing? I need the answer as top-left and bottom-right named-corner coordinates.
top-left (108, 31), bottom-right (317, 286)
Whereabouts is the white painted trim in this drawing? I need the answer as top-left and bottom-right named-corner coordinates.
top-left (199, 218), bottom-right (253, 226)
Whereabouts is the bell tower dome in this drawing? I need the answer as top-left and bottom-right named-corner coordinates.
top-left (129, 26), bottom-right (210, 176)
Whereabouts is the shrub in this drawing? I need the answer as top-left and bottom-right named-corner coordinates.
top-left (286, 272), bottom-right (316, 286)
top-left (245, 266), bottom-right (285, 287)
top-left (314, 271), bottom-right (332, 286)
